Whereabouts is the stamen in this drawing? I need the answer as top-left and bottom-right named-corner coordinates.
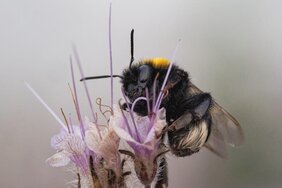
top-left (96, 98), bottom-right (113, 114)
top-left (154, 39), bottom-right (181, 112)
top-left (121, 88), bottom-right (141, 142)
top-left (152, 73), bottom-right (159, 109)
top-left (108, 2), bottom-right (114, 110)
top-left (25, 82), bottom-right (67, 131)
top-left (60, 108), bottom-right (70, 134)
top-left (118, 99), bottom-right (133, 137)
top-left (68, 113), bottom-right (75, 134)
top-left (67, 83), bottom-right (79, 121)
top-left (72, 49), bottom-right (102, 140)
top-left (70, 57), bottom-right (85, 138)
top-left (96, 98), bottom-right (112, 122)
top-left (145, 87), bottom-right (151, 115)
top-left (130, 97), bottom-right (147, 114)
top-left (72, 46), bottom-right (98, 123)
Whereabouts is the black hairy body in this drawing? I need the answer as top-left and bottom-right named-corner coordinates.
top-left (121, 60), bottom-right (215, 187)
top-left (121, 60), bottom-right (213, 156)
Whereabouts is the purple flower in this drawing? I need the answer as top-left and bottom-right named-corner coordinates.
top-left (46, 125), bottom-right (90, 176)
top-left (111, 103), bottom-right (167, 186)
top-left (85, 117), bottom-right (122, 177)
top-left (111, 105), bottom-right (166, 154)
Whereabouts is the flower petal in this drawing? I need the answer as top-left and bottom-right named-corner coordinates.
top-left (144, 108), bottom-right (166, 144)
top-left (111, 106), bottom-right (166, 153)
top-left (85, 129), bottom-right (101, 152)
top-left (51, 128), bottom-right (68, 150)
top-left (62, 134), bottom-right (86, 155)
top-left (46, 151), bottom-right (70, 167)
top-left (111, 118), bottom-right (138, 145)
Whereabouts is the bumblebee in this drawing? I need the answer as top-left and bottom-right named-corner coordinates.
top-left (121, 57), bottom-right (244, 156)
top-left (119, 57), bottom-right (244, 187)
top-left (81, 30), bottom-right (244, 187)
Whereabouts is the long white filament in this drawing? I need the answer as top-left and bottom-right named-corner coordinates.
top-left (70, 55), bottom-right (102, 140)
top-left (70, 59), bottom-right (85, 138)
top-left (25, 81), bottom-right (68, 131)
top-left (108, 2), bottom-right (114, 110)
top-left (72, 47), bottom-right (98, 123)
top-left (154, 39), bottom-right (181, 112)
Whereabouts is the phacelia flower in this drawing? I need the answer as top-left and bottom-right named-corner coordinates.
top-left (85, 117), bottom-right (122, 178)
top-left (111, 104), bottom-right (167, 186)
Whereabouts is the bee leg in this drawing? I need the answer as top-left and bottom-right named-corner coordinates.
top-left (155, 156), bottom-right (168, 188)
top-left (182, 93), bottom-right (212, 121)
top-left (169, 93), bottom-right (211, 131)
top-left (168, 94), bottom-right (212, 157)
top-left (168, 110), bottom-right (193, 131)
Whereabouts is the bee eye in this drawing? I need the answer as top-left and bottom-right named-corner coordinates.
top-left (138, 65), bottom-right (151, 84)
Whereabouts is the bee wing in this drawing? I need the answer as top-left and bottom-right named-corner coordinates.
top-left (188, 83), bottom-right (244, 158)
top-left (204, 125), bottom-right (228, 158)
top-left (210, 102), bottom-right (244, 147)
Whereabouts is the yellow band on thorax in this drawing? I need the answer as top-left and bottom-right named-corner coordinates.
top-left (143, 57), bottom-right (170, 68)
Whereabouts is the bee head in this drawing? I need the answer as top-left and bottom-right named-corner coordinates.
top-left (121, 58), bottom-right (170, 103)
top-left (121, 62), bottom-right (152, 102)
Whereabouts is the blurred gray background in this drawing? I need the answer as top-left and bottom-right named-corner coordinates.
top-left (1, 0), bottom-right (282, 187)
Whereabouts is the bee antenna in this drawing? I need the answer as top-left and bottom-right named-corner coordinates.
top-left (129, 29), bottom-right (134, 70)
top-left (80, 75), bottom-right (124, 81)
